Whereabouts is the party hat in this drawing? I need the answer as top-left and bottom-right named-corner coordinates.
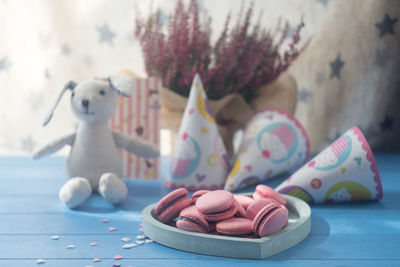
top-left (165, 74), bottom-right (230, 190)
top-left (224, 109), bottom-right (310, 191)
top-left (275, 127), bottom-right (383, 204)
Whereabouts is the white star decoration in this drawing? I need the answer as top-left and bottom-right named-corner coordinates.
top-left (61, 43), bottom-right (72, 55)
top-left (44, 69), bottom-right (50, 79)
top-left (298, 88), bottom-right (311, 103)
top-left (285, 20), bottom-right (297, 38)
top-left (97, 23), bottom-right (116, 45)
top-left (0, 57), bottom-right (11, 71)
top-left (317, 0), bottom-right (330, 7)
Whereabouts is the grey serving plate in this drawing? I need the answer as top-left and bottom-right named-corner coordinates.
top-left (141, 194), bottom-right (311, 259)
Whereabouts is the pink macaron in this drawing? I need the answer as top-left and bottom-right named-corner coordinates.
top-left (234, 200), bottom-right (246, 218)
top-left (196, 190), bottom-right (237, 222)
top-left (191, 190), bottom-right (210, 204)
top-left (253, 184), bottom-right (287, 206)
top-left (252, 202), bottom-right (288, 237)
top-left (245, 198), bottom-right (279, 220)
top-left (154, 188), bottom-right (192, 223)
top-left (176, 205), bottom-right (209, 233)
top-left (216, 217), bottom-right (255, 238)
top-left (234, 194), bottom-right (255, 210)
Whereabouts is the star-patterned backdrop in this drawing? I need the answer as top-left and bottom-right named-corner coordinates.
top-left (0, 0), bottom-right (399, 155)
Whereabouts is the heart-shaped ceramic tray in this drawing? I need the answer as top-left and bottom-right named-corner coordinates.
top-left (141, 194), bottom-right (311, 259)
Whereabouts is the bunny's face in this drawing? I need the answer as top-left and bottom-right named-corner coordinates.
top-left (70, 80), bottom-right (118, 124)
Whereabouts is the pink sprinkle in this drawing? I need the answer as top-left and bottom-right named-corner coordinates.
top-left (113, 263), bottom-right (121, 267)
top-left (90, 242), bottom-right (98, 246)
top-left (93, 258), bottom-right (102, 262)
top-left (109, 226), bottom-right (117, 232)
top-left (114, 254), bottom-right (123, 260)
top-left (139, 228), bottom-right (143, 232)
top-left (139, 223), bottom-right (143, 226)
top-left (102, 218), bottom-right (109, 223)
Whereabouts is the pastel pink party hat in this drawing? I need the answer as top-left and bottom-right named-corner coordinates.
top-left (275, 127), bottom-right (383, 204)
top-left (224, 109), bottom-right (309, 191)
top-left (166, 74), bottom-right (230, 190)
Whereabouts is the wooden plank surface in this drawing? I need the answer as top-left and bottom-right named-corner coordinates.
top-left (0, 154), bottom-right (399, 266)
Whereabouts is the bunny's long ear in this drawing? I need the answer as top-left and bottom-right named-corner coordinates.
top-left (107, 76), bottom-right (134, 97)
top-left (42, 81), bottom-right (77, 127)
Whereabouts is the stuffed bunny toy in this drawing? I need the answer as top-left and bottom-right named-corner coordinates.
top-left (32, 76), bottom-right (159, 208)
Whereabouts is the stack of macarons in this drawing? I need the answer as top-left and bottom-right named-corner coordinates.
top-left (153, 184), bottom-right (289, 238)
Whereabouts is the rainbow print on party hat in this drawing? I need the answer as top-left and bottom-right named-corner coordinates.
top-left (224, 109), bottom-right (310, 191)
top-left (165, 74), bottom-right (230, 190)
top-left (275, 126), bottom-right (383, 204)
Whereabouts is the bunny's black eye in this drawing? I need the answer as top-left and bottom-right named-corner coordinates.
top-left (71, 92), bottom-right (75, 97)
top-left (99, 90), bottom-right (106, 96)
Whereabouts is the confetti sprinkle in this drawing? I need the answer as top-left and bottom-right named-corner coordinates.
top-left (109, 226), bottom-right (117, 231)
top-left (139, 223), bottom-right (143, 226)
top-left (51, 235), bottom-right (59, 240)
top-left (90, 242), bottom-right (98, 246)
top-left (145, 239), bottom-right (154, 244)
top-left (114, 254), bottom-right (123, 260)
top-left (121, 237), bottom-right (131, 242)
top-left (113, 263), bottom-right (121, 267)
top-left (66, 244), bottom-right (75, 249)
top-left (136, 240), bottom-right (144, 245)
top-left (136, 235), bottom-right (145, 240)
top-left (122, 243), bottom-right (137, 249)
top-left (36, 258), bottom-right (45, 264)
top-left (93, 258), bottom-right (102, 262)
top-left (139, 228), bottom-right (143, 232)
top-left (102, 218), bottom-right (109, 223)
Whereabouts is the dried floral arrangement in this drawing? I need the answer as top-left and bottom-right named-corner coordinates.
top-left (135, 0), bottom-right (305, 100)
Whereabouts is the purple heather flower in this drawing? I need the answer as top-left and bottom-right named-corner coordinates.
top-left (135, 0), bottom-right (306, 100)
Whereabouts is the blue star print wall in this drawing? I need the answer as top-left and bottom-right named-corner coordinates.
top-left (0, 0), bottom-right (398, 154)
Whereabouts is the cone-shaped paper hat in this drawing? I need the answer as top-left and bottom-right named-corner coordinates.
top-left (224, 109), bottom-right (310, 191)
top-left (275, 127), bottom-right (383, 204)
top-left (165, 74), bottom-right (230, 190)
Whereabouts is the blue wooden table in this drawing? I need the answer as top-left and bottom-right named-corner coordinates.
top-left (0, 154), bottom-right (399, 266)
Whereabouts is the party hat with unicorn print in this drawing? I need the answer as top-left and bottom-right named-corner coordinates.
top-left (275, 127), bottom-right (383, 204)
top-left (165, 74), bottom-right (230, 190)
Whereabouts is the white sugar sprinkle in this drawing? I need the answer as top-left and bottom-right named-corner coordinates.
top-left (66, 244), bottom-right (75, 249)
top-left (136, 240), bottom-right (144, 245)
top-left (36, 258), bottom-right (45, 264)
top-left (122, 243), bottom-right (138, 249)
top-left (136, 235), bottom-right (145, 240)
top-left (145, 239), bottom-right (154, 244)
top-left (121, 237), bottom-right (131, 242)
top-left (51, 235), bottom-right (59, 240)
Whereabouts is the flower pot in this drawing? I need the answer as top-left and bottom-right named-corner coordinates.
top-left (162, 72), bottom-right (298, 158)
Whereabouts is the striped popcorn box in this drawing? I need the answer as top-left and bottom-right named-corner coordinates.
top-left (111, 77), bottom-right (161, 179)
top-left (276, 127), bottom-right (383, 204)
